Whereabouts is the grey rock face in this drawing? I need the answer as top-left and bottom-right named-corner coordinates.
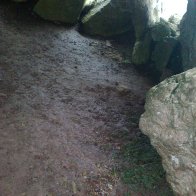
top-left (180, 0), bottom-right (196, 70)
top-left (140, 68), bottom-right (196, 195)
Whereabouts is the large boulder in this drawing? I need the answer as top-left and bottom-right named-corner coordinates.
top-left (80, 0), bottom-right (133, 37)
top-left (180, 0), bottom-right (196, 70)
top-left (140, 68), bottom-right (196, 195)
top-left (33, 0), bottom-right (85, 24)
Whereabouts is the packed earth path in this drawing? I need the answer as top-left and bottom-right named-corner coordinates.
top-left (0, 2), bottom-right (152, 196)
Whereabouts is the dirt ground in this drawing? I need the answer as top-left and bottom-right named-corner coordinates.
top-left (0, 2), bottom-right (152, 196)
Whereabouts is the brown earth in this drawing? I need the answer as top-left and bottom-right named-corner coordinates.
top-left (0, 2), bottom-right (152, 196)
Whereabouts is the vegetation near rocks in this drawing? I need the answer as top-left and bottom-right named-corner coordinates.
top-left (112, 133), bottom-right (174, 195)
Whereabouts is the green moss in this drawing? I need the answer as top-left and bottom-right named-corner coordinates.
top-left (119, 135), bottom-right (174, 195)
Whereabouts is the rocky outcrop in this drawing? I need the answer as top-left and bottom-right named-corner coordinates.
top-left (33, 0), bottom-right (85, 24)
top-left (140, 68), bottom-right (196, 195)
top-left (180, 0), bottom-right (196, 70)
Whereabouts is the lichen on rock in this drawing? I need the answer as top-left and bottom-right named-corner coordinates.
top-left (140, 68), bottom-right (196, 195)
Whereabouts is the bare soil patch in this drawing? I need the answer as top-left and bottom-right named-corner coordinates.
top-left (0, 2), bottom-right (168, 196)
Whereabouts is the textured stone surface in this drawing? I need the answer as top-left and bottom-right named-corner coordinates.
top-left (180, 0), bottom-right (196, 70)
top-left (34, 0), bottom-right (85, 24)
top-left (140, 68), bottom-right (196, 195)
top-left (132, 31), bottom-right (152, 65)
top-left (151, 20), bottom-right (177, 42)
top-left (151, 37), bottom-right (178, 73)
top-left (81, 0), bottom-right (133, 37)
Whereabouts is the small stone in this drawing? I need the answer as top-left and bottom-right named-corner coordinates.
top-left (108, 183), bottom-right (113, 190)
top-left (106, 40), bottom-right (112, 47)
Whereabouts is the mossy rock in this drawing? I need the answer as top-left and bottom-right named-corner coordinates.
top-left (34, 0), bottom-right (85, 24)
top-left (80, 0), bottom-right (133, 37)
top-left (151, 20), bottom-right (177, 42)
